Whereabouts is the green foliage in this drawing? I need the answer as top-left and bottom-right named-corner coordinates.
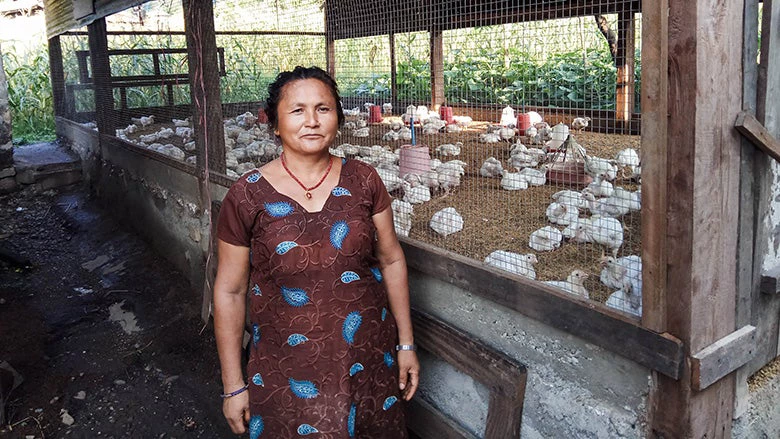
top-left (3, 47), bottom-right (56, 144)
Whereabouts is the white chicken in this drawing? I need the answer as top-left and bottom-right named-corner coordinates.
top-left (398, 126), bottom-right (413, 141)
top-left (571, 116), bottom-right (591, 132)
top-left (574, 216), bottom-right (624, 257)
top-left (377, 167), bottom-right (403, 192)
top-left (479, 157), bottom-right (504, 178)
top-left (544, 270), bottom-right (590, 299)
top-left (172, 118), bottom-right (190, 127)
top-left (352, 127), bottom-right (370, 137)
top-left (562, 216), bottom-right (591, 241)
top-left (430, 207), bottom-right (464, 237)
top-left (499, 126), bottom-right (516, 140)
top-left (586, 176), bottom-right (614, 198)
top-left (452, 115), bottom-right (473, 127)
top-left (436, 160), bottom-right (467, 194)
top-left (479, 132), bottom-right (501, 143)
top-left (382, 103), bottom-right (393, 114)
top-left (484, 251), bottom-right (538, 280)
top-left (600, 255), bottom-right (642, 294)
top-left (415, 105), bottom-right (430, 124)
top-left (500, 170), bottom-right (528, 191)
top-left (518, 168), bottom-right (546, 186)
top-left (584, 155), bottom-right (618, 181)
top-left (606, 289), bottom-right (642, 317)
top-left (382, 130), bottom-right (400, 141)
top-left (436, 142), bottom-right (463, 156)
top-left (500, 105), bottom-right (516, 127)
top-left (402, 182), bottom-right (431, 204)
top-left (391, 199), bottom-right (413, 237)
top-left (445, 124), bottom-right (463, 134)
top-left (551, 189), bottom-right (589, 210)
top-left (131, 115), bottom-right (155, 127)
top-left (546, 202), bottom-right (579, 226)
top-left (529, 226), bottom-right (563, 252)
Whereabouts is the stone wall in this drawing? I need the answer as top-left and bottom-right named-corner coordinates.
top-left (0, 42), bottom-right (17, 193)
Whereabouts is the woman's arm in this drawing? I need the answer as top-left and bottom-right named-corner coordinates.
top-left (372, 207), bottom-right (419, 400)
top-left (213, 239), bottom-right (251, 433)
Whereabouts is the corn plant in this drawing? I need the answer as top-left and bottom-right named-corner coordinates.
top-left (3, 46), bottom-right (56, 144)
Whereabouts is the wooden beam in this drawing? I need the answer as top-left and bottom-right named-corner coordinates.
top-left (735, 111), bottom-right (780, 163)
top-left (47, 35), bottom-right (67, 119)
top-left (183, 0), bottom-right (225, 175)
top-left (324, 4), bottom-right (335, 78)
top-left (430, 29), bottom-right (444, 111)
top-left (87, 18), bottom-right (114, 134)
top-left (649, 0), bottom-right (743, 436)
top-left (390, 32), bottom-right (397, 114)
top-left (401, 240), bottom-right (685, 379)
top-left (640, 0), bottom-right (668, 334)
top-left (615, 11), bottom-right (636, 125)
top-left (691, 326), bottom-right (757, 391)
top-left (734, 0), bottom-right (761, 419)
top-left (407, 398), bottom-right (478, 439)
top-left (409, 309), bottom-right (526, 439)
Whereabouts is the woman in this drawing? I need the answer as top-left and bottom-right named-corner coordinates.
top-left (214, 66), bottom-right (419, 438)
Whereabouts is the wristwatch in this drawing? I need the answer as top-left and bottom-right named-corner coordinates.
top-left (395, 344), bottom-right (417, 351)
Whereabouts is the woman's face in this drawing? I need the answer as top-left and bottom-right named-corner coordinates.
top-left (274, 78), bottom-right (339, 156)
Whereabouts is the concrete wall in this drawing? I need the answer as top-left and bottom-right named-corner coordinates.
top-left (408, 269), bottom-right (651, 438)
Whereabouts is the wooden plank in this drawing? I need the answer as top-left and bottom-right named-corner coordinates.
top-left (87, 18), bottom-right (115, 133)
top-left (183, 0), bottom-right (226, 175)
top-left (409, 309), bottom-right (525, 439)
top-left (640, 0), bottom-right (668, 334)
top-left (407, 398), bottom-right (478, 439)
top-left (759, 274), bottom-right (780, 296)
top-left (429, 29), bottom-right (444, 111)
top-left (47, 35), bottom-right (67, 118)
top-left (400, 240), bottom-right (685, 379)
top-left (691, 326), bottom-right (757, 391)
top-left (735, 111), bottom-right (780, 163)
top-left (615, 11), bottom-right (636, 125)
top-left (734, 0), bottom-right (760, 420)
top-left (390, 32), bottom-right (397, 113)
top-left (323, 3), bottom-right (335, 78)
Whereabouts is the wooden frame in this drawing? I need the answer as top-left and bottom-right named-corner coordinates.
top-left (407, 309), bottom-right (526, 439)
top-left (400, 239), bottom-right (685, 379)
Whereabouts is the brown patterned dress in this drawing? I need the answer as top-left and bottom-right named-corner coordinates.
top-left (217, 158), bottom-right (407, 438)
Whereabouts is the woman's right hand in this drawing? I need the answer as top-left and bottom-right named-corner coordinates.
top-left (222, 390), bottom-right (250, 434)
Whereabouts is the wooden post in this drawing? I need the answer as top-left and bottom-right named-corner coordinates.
top-left (640, 0), bottom-right (668, 333)
top-left (183, 0), bottom-right (225, 175)
top-left (648, 0), bottom-right (743, 437)
top-left (48, 35), bottom-right (67, 119)
top-left (734, 0), bottom-right (760, 419)
top-left (390, 32), bottom-right (397, 112)
top-left (88, 18), bottom-right (114, 134)
top-left (430, 29), bottom-right (444, 111)
top-left (324, 3), bottom-right (335, 78)
top-left (615, 11), bottom-right (636, 127)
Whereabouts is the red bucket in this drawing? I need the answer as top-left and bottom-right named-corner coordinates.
top-left (368, 105), bottom-right (383, 123)
top-left (440, 106), bottom-right (454, 124)
top-left (517, 113), bottom-right (532, 135)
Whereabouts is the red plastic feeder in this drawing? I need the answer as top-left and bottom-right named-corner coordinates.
top-left (440, 106), bottom-right (454, 124)
top-left (545, 162), bottom-right (593, 187)
top-left (368, 105), bottom-right (383, 123)
top-left (516, 113), bottom-right (532, 135)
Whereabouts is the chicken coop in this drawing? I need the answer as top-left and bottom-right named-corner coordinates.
top-left (42, 0), bottom-right (780, 437)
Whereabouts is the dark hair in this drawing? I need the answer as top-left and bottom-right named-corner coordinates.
top-left (265, 66), bottom-right (345, 131)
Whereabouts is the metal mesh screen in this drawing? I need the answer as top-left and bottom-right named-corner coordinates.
top-left (54, 0), bottom-right (643, 318)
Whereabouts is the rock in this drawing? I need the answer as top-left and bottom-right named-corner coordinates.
top-left (0, 167), bottom-right (14, 179)
top-left (49, 396), bottom-right (59, 404)
top-left (60, 409), bottom-right (75, 425)
top-left (0, 176), bottom-right (17, 193)
top-left (74, 390), bottom-right (86, 400)
top-left (114, 379), bottom-right (126, 385)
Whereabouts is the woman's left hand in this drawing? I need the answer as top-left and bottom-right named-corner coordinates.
top-left (397, 350), bottom-right (420, 401)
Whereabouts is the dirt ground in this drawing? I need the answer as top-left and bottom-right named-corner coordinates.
top-left (0, 186), bottom-right (234, 438)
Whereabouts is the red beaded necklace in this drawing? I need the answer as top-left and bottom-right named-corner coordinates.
top-left (280, 152), bottom-right (334, 199)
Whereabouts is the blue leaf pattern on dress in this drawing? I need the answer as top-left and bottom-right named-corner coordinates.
top-left (297, 424), bottom-right (319, 435)
top-left (349, 362), bottom-right (364, 376)
top-left (264, 201), bottom-right (294, 217)
top-left (281, 286), bottom-right (309, 307)
top-left (288, 378), bottom-right (319, 399)
top-left (330, 221), bottom-right (349, 250)
top-left (370, 267), bottom-right (383, 283)
top-left (342, 157), bottom-right (347, 165)
top-left (249, 415), bottom-right (264, 439)
top-left (252, 324), bottom-right (261, 346)
top-left (384, 352), bottom-right (394, 368)
top-left (252, 373), bottom-right (264, 386)
top-left (246, 172), bottom-right (261, 183)
top-left (340, 271), bottom-right (360, 283)
top-left (275, 241), bottom-right (298, 255)
top-left (342, 311), bottom-right (362, 344)
top-left (381, 307), bottom-right (387, 321)
top-left (348, 403), bottom-right (356, 437)
top-left (331, 186), bottom-right (352, 197)
top-left (251, 284), bottom-right (261, 296)
top-left (287, 333), bottom-right (308, 346)
top-left (383, 396), bottom-right (398, 411)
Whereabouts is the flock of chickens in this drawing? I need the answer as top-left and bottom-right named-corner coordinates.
top-left (111, 102), bottom-right (643, 317)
